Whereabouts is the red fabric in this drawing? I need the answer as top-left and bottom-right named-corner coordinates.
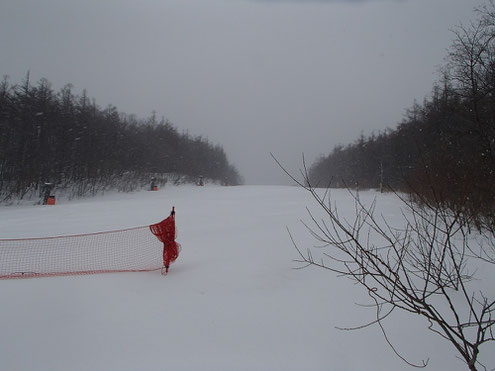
top-left (149, 213), bottom-right (180, 268)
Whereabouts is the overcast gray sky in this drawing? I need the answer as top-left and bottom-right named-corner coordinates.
top-left (0, 0), bottom-right (484, 184)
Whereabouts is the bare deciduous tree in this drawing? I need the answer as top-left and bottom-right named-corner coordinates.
top-left (274, 155), bottom-right (495, 371)
top-left (446, 1), bottom-right (495, 167)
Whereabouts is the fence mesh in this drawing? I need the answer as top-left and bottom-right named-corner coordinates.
top-left (0, 226), bottom-right (164, 279)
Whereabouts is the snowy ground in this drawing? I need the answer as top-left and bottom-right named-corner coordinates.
top-left (0, 185), bottom-right (493, 370)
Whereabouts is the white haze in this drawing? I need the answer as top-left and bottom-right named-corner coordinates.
top-left (0, 0), bottom-right (484, 184)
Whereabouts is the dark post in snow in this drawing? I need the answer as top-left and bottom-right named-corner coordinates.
top-left (379, 160), bottom-right (384, 193)
top-left (41, 182), bottom-right (54, 205)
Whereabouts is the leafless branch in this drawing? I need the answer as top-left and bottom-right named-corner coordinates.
top-left (275, 154), bottom-right (495, 370)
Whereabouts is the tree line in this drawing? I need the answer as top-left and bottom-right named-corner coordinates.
top-left (309, 2), bottom-right (495, 227)
top-left (0, 74), bottom-right (242, 201)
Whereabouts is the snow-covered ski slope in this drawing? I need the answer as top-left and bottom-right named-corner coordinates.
top-left (0, 185), bottom-right (492, 370)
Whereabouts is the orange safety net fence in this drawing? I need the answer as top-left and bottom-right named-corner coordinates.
top-left (0, 216), bottom-right (178, 279)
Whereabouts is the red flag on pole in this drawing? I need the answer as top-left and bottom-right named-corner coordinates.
top-left (149, 207), bottom-right (180, 274)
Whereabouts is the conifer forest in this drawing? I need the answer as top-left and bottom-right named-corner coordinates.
top-left (309, 3), bottom-right (495, 228)
top-left (0, 76), bottom-right (242, 201)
